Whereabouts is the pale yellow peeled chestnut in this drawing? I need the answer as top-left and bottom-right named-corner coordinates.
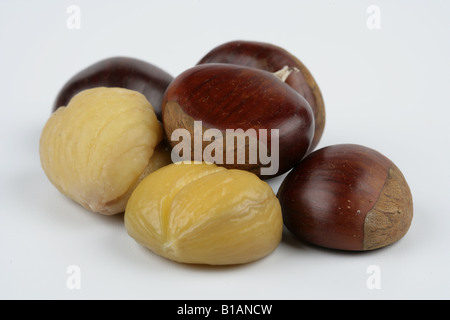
top-left (124, 162), bottom-right (283, 265)
top-left (40, 87), bottom-right (171, 215)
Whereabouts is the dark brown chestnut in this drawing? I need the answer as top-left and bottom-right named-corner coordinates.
top-left (277, 144), bottom-right (413, 251)
top-left (53, 57), bottom-right (173, 119)
top-left (197, 40), bottom-right (325, 152)
top-left (162, 63), bottom-right (314, 178)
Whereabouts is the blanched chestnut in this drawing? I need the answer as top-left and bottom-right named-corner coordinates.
top-left (40, 87), bottom-right (168, 215)
top-left (162, 63), bottom-right (314, 178)
top-left (53, 57), bottom-right (173, 119)
top-left (197, 40), bottom-right (325, 152)
top-left (277, 144), bottom-right (413, 251)
top-left (124, 162), bottom-right (282, 265)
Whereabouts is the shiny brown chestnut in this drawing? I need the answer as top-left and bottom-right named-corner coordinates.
top-left (277, 144), bottom-right (413, 251)
top-left (162, 63), bottom-right (314, 178)
top-left (53, 57), bottom-right (173, 119)
top-left (197, 40), bottom-right (325, 152)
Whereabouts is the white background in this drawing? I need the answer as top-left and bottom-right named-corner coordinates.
top-left (1, 0), bottom-right (449, 300)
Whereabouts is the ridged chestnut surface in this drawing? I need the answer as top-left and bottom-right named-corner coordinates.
top-left (277, 144), bottom-right (413, 251)
top-left (125, 162), bottom-right (283, 265)
top-left (162, 63), bottom-right (314, 178)
top-left (53, 57), bottom-right (173, 119)
top-left (40, 87), bottom-right (167, 215)
top-left (198, 40), bottom-right (325, 152)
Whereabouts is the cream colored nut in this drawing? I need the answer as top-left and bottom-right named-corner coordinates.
top-left (124, 162), bottom-right (283, 265)
top-left (40, 87), bottom-right (171, 215)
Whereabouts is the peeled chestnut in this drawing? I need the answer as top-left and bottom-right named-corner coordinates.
top-left (125, 162), bottom-right (282, 265)
top-left (197, 40), bottom-right (325, 152)
top-left (162, 63), bottom-right (314, 178)
top-left (277, 144), bottom-right (413, 251)
top-left (40, 87), bottom-right (169, 215)
top-left (53, 57), bottom-right (173, 119)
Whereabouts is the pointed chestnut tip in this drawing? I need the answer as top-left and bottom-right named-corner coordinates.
top-left (162, 63), bottom-right (314, 178)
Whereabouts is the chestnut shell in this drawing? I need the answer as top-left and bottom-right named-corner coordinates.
top-left (162, 63), bottom-right (314, 178)
top-left (197, 40), bottom-right (325, 152)
top-left (53, 57), bottom-right (173, 119)
top-left (277, 144), bottom-right (413, 251)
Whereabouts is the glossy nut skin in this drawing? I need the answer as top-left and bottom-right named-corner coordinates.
top-left (162, 63), bottom-right (314, 178)
top-left (53, 57), bottom-right (173, 119)
top-left (277, 144), bottom-right (413, 251)
top-left (197, 40), bottom-right (325, 152)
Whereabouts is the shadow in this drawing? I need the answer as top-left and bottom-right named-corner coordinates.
top-left (264, 171), bottom-right (289, 194)
top-left (100, 211), bottom-right (125, 228)
top-left (281, 226), bottom-right (308, 250)
top-left (180, 255), bottom-right (266, 273)
top-left (280, 226), bottom-right (383, 257)
top-left (115, 236), bottom-right (259, 274)
top-left (11, 163), bottom-right (126, 233)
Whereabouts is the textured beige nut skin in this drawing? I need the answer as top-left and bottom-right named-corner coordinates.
top-left (40, 87), bottom-right (169, 215)
top-left (124, 162), bottom-right (283, 265)
top-left (363, 164), bottom-right (413, 250)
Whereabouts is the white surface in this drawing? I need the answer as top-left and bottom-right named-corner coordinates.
top-left (1, 0), bottom-right (449, 300)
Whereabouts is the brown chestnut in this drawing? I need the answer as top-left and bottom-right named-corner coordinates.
top-left (53, 57), bottom-right (173, 119)
top-left (197, 40), bottom-right (325, 152)
top-left (162, 63), bottom-right (314, 178)
top-left (277, 144), bottom-right (413, 251)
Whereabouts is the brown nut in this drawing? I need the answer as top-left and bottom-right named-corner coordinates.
top-left (53, 57), bottom-right (173, 120)
top-left (277, 144), bottom-right (413, 251)
top-left (197, 40), bottom-right (325, 152)
top-left (162, 63), bottom-right (314, 178)
top-left (124, 162), bottom-right (283, 265)
top-left (40, 87), bottom-right (171, 215)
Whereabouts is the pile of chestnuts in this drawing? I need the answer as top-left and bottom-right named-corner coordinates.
top-left (40, 40), bottom-right (413, 265)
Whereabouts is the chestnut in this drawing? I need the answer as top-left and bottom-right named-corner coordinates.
top-left (124, 162), bottom-right (282, 265)
top-left (277, 144), bottom-right (413, 251)
top-left (40, 87), bottom-right (168, 215)
top-left (53, 56), bottom-right (173, 119)
top-left (197, 40), bottom-right (325, 152)
top-left (162, 63), bottom-right (314, 178)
